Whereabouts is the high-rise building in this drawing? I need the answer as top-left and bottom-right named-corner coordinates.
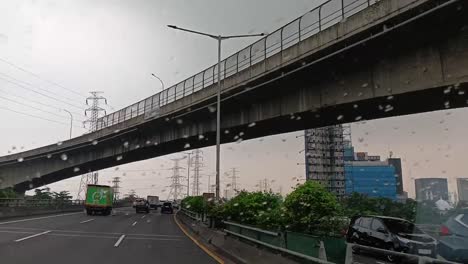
top-left (415, 178), bottom-right (449, 201)
top-left (304, 125), bottom-right (346, 197)
top-left (344, 147), bottom-right (397, 200)
top-left (388, 158), bottom-right (404, 194)
top-left (457, 178), bottom-right (468, 202)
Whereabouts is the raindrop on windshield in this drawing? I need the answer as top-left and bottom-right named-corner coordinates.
top-left (123, 142), bottom-right (129, 148)
top-left (337, 115), bottom-right (343, 120)
top-left (176, 119), bottom-right (183, 124)
top-left (224, 130), bottom-right (230, 134)
top-left (57, 141), bottom-right (63, 146)
top-left (239, 132), bottom-right (244, 136)
top-left (361, 83), bottom-right (369, 88)
top-left (358, 137), bottom-right (364, 143)
top-left (114, 129), bottom-right (121, 133)
top-left (60, 154), bottom-right (68, 161)
top-left (355, 116), bottom-right (362, 121)
top-left (73, 167), bottom-right (80, 172)
top-left (116, 155), bottom-right (123, 161)
top-left (198, 134), bottom-right (204, 140)
top-left (353, 104), bottom-right (358, 109)
top-left (208, 106), bottom-right (216, 113)
top-left (46, 154), bottom-right (52, 159)
top-left (248, 122), bottom-right (256, 127)
top-left (17, 157), bottom-right (24, 162)
top-left (184, 143), bottom-right (190, 149)
top-left (92, 140), bottom-right (98, 145)
top-left (146, 140), bottom-right (151, 145)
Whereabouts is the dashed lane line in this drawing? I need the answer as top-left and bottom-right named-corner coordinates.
top-left (132, 221), bottom-right (138, 227)
top-left (79, 219), bottom-right (95, 224)
top-left (14, 230), bottom-right (51, 242)
top-left (114, 235), bottom-right (126, 247)
top-left (141, 215), bottom-right (146, 219)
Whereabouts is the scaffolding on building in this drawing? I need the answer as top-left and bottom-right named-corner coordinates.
top-left (304, 125), bottom-right (346, 197)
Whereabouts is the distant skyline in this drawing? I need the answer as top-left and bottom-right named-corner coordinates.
top-left (0, 1), bottom-right (465, 200)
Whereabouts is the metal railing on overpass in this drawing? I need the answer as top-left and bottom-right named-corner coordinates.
top-left (96, 0), bottom-right (378, 130)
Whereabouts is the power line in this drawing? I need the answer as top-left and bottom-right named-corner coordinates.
top-left (0, 94), bottom-right (85, 123)
top-left (0, 105), bottom-right (79, 127)
top-left (0, 75), bottom-right (85, 110)
top-left (0, 57), bottom-right (88, 98)
top-left (0, 88), bottom-right (84, 118)
top-left (0, 71), bottom-right (86, 106)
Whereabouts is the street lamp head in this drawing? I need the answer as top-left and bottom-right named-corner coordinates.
top-left (167, 25), bottom-right (178, 29)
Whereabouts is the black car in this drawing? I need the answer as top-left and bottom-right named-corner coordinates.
top-left (134, 198), bottom-right (150, 214)
top-left (161, 202), bottom-right (174, 214)
top-left (438, 211), bottom-right (468, 263)
top-left (346, 215), bottom-right (437, 261)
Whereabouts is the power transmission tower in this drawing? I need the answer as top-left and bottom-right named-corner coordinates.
top-left (190, 149), bottom-right (204, 196)
top-left (111, 177), bottom-right (121, 201)
top-left (258, 178), bottom-right (272, 192)
top-left (167, 157), bottom-right (186, 201)
top-left (77, 91), bottom-right (107, 200)
top-left (226, 168), bottom-right (240, 198)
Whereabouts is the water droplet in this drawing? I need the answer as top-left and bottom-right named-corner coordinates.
top-left (224, 130), bottom-right (230, 134)
top-left (146, 140), bottom-right (151, 145)
top-left (114, 129), bottom-right (121, 133)
top-left (123, 142), bottom-right (129, 148)
top-left (458, 90), bottom-right (465, 95)
top-left (337, 115), bottom-right (344, 120)
top-left (234, 203), bottom-right (239, 207)
top-left (443, 87), bottom-right (451, 94)
top-left (60, 154), bottom-right (68, 161)
top-left (46, 154), bottom-right (52, 159)
top-left (358, 92), bottom-right (363, 97)
top-left (353, 104), bottom-right (358, 109)
top-left (248, 122), bottom-right (256, 127)
top-left (184, 143), bottom-right (190, 149)
top-left (176, 119), bottom-right (183, 124)
top-left (198, 134), bottom-right (204, 140)
top-left (296, 116), bottom-right (302, 120)
top-left (234, 135), bottom-right (239, 140)
top-left (281, 138), bottom-right (287, 142)
top-left (29, 183), bottom-right (34, 189)
top-left (135, 144), bottom-right (140, 149)
top-left (343, 92), bottom-right (348, 97)
top-left (208, 106), bottom-right (216, 113)
top-left (115, 167), bottom-right (120, 171)
top-left (384, 105), bottom-right (394, 112)
top-left (358, 137), bottom-right (364, 143)
top-left (92, 140), bottom-right (98, 145)
top-left (239, 132), bottom-right (244, 136)
top-left (355, 116), bottom-right (362, 121)
top-left (116, 156), bottom-right (123, 161)
top-left (165, 117), bottom-right (170, 121)
top-left (73, 167), bottom-right (80, 172)
top-left (154, 142), bottom-right (159, 146)
top-left (57, 141), bottom-right (63, 146)
top-left (361, 83), bottom-right (369, 88)
top-left (444, 101), bottom-right (450, 108)
top-left (387, 95), bottom-right (394, 100)
top-left (182, 134), bottom-right (189, 139)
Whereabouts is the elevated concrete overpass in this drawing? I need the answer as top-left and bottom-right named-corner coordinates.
top-left (0, 0), bottom-right (467, 192)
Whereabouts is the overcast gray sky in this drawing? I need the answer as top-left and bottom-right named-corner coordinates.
top-left (0, 0), bottom-right (465, 200)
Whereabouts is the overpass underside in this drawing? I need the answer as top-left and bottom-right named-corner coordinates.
top-left (0, 0), bottom-right (467, 192)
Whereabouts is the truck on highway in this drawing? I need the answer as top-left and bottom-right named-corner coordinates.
top-left (147, 195), bottom-right (159, 209)
top-left (85, 184), bottom-right (113, 216)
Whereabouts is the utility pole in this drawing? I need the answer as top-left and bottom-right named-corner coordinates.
top-left (77, 92), bottom-right (107, 200)
top-left (190, 149), bottom-right (203, 196)
top-left (111, 177), bottom-right (121, 201)
top-left (183, 152), bottom-right (192, 197)
top-left (226, 168), bottom-right (240, 197)
top-left (167, 157), bottom-right (186, 201)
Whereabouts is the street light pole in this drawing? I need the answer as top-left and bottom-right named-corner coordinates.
top-left (62, 109), bottom-right (73, 139)
top-left (151, 73), bottom-right (165, 91)
top-left (167, 25), bottom-right (264, 200)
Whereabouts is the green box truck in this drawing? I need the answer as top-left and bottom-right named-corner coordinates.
top-left (85, 184), bottom-right (113, 215)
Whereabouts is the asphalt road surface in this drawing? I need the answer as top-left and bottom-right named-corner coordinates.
top-left (0, 207), bottom-right (218, 264)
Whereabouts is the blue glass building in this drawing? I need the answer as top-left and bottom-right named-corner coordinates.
top-left (344, 147), bottom-right (397, 200)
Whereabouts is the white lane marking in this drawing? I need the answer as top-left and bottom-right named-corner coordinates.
top-left (49, 233), bottom-right (119, 239)
top-left (0, 230), bottom-right (37, 235)
top-left (132, 221), bottom-right (137, 226)
top-left (141, 215), bottom-right (146, 219)
top-left (0, 212), bottom-right (81, 225)
top-left (80, 219), bottom-right (95, 224)
top-left (114, 235), bottom-right (126, 247)
top-left (0, 227), bottom-right (183, 237)
top-left (126, 237), bottom-right (181, 241)
top-left (14, 230), bottom-right (51, 242)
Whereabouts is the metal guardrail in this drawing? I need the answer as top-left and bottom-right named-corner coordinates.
top-left (0, 198), bottom-right (84, 207)
top-left (224, 229), bottom-right (334, 264)
top-left (95, 0), bottom-right (378, 130)
top-left (223, 220), bottom-right (280, 236)
top-left (180, 208), bottom-right (202, 221)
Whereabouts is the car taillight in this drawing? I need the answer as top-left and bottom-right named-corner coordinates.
top-left (440, 225), bottom-right (451, 236)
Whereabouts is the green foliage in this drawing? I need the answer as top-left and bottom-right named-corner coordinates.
top-left (219, 191), bottom-right (283, 229)
top-left (52, 191), bottom-right (72, 201)
top-left (283, 181), bottom-right (342, 234)
top-left (342, 193), bottom-right (416, 222)
top-left (181, 196), bottom-right (205, 214)
top-left (33, 188), bottom-right (53, 200)
top-left (0, 188), bottom-right (18, 198)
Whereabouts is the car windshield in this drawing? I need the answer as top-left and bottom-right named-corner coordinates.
top-left (381, 219), bottom-right (423, 234)
top-left (0, 1), bottom-right (466, 263)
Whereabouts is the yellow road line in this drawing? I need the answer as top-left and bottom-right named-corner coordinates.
top-left (173, 213), bottom-right (224, 264)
